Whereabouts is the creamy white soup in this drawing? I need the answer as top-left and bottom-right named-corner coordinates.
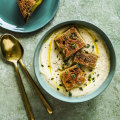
top-left (39, 26), bottom-right (110, 97)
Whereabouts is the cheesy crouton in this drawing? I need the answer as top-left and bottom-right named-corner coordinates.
top-left (61, 65), bottom-right (86, 91)
top-left (55, 27), bottom-right (85, 57)
top-left (74, 52), bottom-right (98, 68)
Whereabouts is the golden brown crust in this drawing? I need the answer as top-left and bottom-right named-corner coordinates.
top-left (55, 27), bottom-right (85, 57)
top-left (74, 52), bottom-right (98, 68)
top-left (18, 0), bottom-right (37, 20)
top-left (61, 65), bottom-right (86, 91)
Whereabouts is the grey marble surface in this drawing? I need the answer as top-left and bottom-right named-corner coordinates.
top-left (0, 0), bottom-right (120, 120)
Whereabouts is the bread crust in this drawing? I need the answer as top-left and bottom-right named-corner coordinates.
top-left (74, 52), bottom-right (98, 68)
top-left (55, 27), bottom-right (85, 57)
top-left (18, 0), bottom-right (37, 21)
top-left (61, 65), bottom-right (86, 91)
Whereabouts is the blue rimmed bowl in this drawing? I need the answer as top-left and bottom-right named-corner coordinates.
top-left (34, 20), bottom-right (116, 103)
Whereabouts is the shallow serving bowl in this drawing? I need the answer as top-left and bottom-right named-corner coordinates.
top-left (34, 20), bottom-right (116, 103)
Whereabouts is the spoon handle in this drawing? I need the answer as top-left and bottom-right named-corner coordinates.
top-left (19, 59), bottom-right (53, 114)
top-left (14, 62), bottom-right (34, 120)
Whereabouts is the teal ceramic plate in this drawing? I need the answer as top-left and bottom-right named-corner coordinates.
top-left (0, 0), bottom-right (59, 33)
top-left (34, 20), bottom-right (116, 103)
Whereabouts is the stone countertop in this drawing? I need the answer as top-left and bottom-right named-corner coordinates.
top-left (0, 0), bottom-right (120, 120)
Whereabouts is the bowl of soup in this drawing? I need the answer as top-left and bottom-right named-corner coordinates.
top-left (34, 20), bottom-right (116, 102)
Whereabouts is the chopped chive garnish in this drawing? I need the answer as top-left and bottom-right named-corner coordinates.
top-left (41, 64), bottom-right (44, 67)
top-left (51, 78), bottom-right (54, 80)
top-left (59, 84), bottom-right (62, 86)
top-left (88, 74), bottom-right (91, 81)
top-left (89, 69), bottom-right (93, 72)
top-left (66, 80), bottom-right (71, 83)
top-left (92, 77), bottom-right (95, 82)
top-left (79, 87), bottom-right (83, 91)
top-left (92, 45), bottom-right (94, 49)
top-left (57, 88), bottom-right (59, 91)
top-left (76, 53), bottom-right (79, 56)
top-left (68, 92), bottom-right (72, 97)
top-left (65, 71), bottom-right (68, 75)
top-left (88, 74), bottom-right (91, 78)
top-left (85, 44), bottom-right (90, 48)
top-left (85, 51), bottom-right (88, 54)
top-left (57, 68), bottom-right (60, 70)
top-left (72, 74), bottom-right (76, 79)
top-left (97, 74), bottom-right (99, 77)
top-left (65, 61), bottom-right (69, 65)
top-left (78, 81), bottom-right (81, 84)
top-left (88, 79), bottom-right (91, 81)
top-left (70, 44), bottom-right (76, 49)
top-left (76, 63), bottom-right (81, 68)
top-left (62, 64), bottom-right (64, 69)
top-left (84, 83), bottom-right (87, 86)
top-left (70, 33), bottom-right (77, 38)
top-left (84, 57), bottom-right (87, 61)
top-left (65, 35), bottom-right (68, 40)
top-left (59, 51), bottom-right (62, 54)
top-left (95, 39), bottom-right (98, 42)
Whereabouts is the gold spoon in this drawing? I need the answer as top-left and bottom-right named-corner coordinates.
top-left (0, 34), bottom-right (34, 120)
top-left (0, 34), bottom-right (52, 117)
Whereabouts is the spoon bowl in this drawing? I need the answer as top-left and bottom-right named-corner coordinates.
top-left (1, 34), bottom-right (23, 63)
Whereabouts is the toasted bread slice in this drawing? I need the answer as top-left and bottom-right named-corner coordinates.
top-left (61, 65), bottom-right (86, 91)
top-left (74, 52), bottom-right (98, 68)
top-left (55, 27), bottom-right (85, 57)
top-left (18, 0), bottom-right (42, 21)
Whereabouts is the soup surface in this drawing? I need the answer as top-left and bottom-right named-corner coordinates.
top-left (39, 26), bottom-right (110, 97)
